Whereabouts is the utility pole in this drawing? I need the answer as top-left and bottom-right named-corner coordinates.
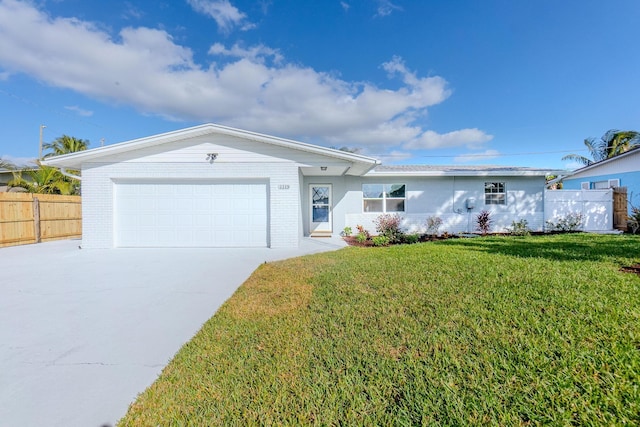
top-left (38, 124), bottom-right (46, 159)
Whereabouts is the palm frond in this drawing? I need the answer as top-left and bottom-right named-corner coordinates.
top-left (561, 153), bottom-right (593, 166)
top-left (0, 158), bottom-right (16, 170)
top-left (43, 135), bottom-right (90, 158)
top-left (8, 165), bottom-right (80, 195)
top-left (563, 129), bottom-right (640, 166)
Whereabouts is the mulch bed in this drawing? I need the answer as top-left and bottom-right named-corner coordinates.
top-left (620, 264), bottom-right (640, 277)
top-left (343, 235), bottom-right (455, 247)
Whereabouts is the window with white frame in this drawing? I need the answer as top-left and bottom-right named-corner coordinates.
top-left (592, 179), bottom-right (620, 189)
top-left (363, 184), bottom-right (405, 213)
top-left (484, 182), bottom-right (506, 205)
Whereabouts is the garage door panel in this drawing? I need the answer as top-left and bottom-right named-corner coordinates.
top-left (115, 181), bottom-right (268, 247)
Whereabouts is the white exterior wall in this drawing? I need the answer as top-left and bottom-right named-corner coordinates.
top-left (316, 175), bottom-right (546, 235)
top-left (81, 162), bottom-right (301, 248)
top-left (77, 135), bottom-right (362, 249)
top-left (544, 189), bottom-right (613, 231)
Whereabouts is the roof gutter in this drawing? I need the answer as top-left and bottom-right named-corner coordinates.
top-left (59, 167), bottom-right (82, 181)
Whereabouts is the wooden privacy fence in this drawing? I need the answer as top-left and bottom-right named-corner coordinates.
top-left (0, 193), bottom-right (81, 247)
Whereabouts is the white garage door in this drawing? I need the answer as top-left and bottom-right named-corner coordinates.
top-left (115, 180), bottom-right (268, 247)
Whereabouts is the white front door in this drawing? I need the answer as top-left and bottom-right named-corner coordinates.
top-left (309, 184), bottom-right (332, 236)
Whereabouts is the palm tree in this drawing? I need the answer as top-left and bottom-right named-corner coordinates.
top-left (43, 135), bottom-right (89, 158)
top-left (607, 130), bottom-right (640, 156)
top-left (562, 129), bottom-right (640, 166)
top-left (39, 134), bottom-right (89, 193)
top-left (8, 163), bottom-right (78, 195)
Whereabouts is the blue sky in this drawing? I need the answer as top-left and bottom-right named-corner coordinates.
top-left (0, 0), bottom-right (638, 169)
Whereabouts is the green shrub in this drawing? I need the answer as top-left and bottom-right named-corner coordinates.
top-left (356, 232), bottom-right (368, 243)
top-left (507, 219), bottom-right (530, 236)
top-left (546, 213), bottom-right (583, 232)
top-left (342, 226), bottom-right (352, 237)
top-left (356, 225), bottom-right (370, 239)
top-left (629, 207), bottom-right (640, 234)
top-left (402, 233), bottom-right (420, 244)
top-left (372, 235), bottom-right (390, 246)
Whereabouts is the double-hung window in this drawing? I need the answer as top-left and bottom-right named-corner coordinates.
top-left (363, 184), bottom-right (405, 213)
top-left (484, 182), bottom-right (506, 205)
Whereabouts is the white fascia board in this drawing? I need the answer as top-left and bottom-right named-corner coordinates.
top-left (41, 123), bottom-right (380, 169)
top-left (365, 170), bottom-right (560, 177)
top-left (567, 148), bottom-right (640, 177)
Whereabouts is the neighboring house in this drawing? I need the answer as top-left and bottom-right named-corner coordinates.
top-left (561, 146), bottom-right (640, 212)
top-left (0, 167), bottom-right (38, 192)
top-left (42, 124), bottom-right (555, 249)
top-left (0, 168), bottom-right (11, 191)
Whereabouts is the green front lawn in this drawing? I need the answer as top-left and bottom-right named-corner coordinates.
top-left (119, 234), bottom-right (640, 426)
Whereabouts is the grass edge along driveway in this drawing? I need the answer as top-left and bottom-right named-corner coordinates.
top-left (119, 234), bottom-right (640, 426)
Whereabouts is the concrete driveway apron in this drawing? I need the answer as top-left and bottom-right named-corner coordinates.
top-left (0, 238), bottom-right (344, 427)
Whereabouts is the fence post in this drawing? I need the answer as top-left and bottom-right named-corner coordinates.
top-left (33, 197), bottom-right (41, 243)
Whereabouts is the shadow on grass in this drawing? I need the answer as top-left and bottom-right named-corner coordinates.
top-left (436, 233), bottom-right (640, 264)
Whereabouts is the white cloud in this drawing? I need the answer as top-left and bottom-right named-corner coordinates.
top-left (0, 0), bottom-right (489, 156)
top-left (0, 70), bottom-right (10, 80)
top-left (454, 149), bottom-right (500, 163)
top-left (122, 2), bottom-right (143, 20)
top-left (340, 2), bottom-right (350, 11)
top-left (65, 105), bottom-right (94, 117)
top-left (378, 150), bottom-right (413, 164)
top-left (405, 128), bottom-right (494, 150)
top-left (375, 0), bottom-right (402, 17)
top-left (186, 0), bottom-right (254, 33)
top-left (209, 42), bottom-right (283, 64)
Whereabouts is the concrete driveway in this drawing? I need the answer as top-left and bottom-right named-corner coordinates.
top-left (0, 238), bottom-right (345, 427)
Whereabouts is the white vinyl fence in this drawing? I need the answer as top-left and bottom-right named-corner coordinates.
top-left (544, 189), bottom-right (613, 232)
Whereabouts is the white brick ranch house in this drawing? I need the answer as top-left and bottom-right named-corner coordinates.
top-left (43, 124), bottom-right (555, 248)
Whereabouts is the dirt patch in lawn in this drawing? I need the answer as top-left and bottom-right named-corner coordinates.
top-left (620, 264), bottom-right (640, 277)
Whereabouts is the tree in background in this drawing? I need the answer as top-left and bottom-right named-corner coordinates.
top-left (562, 129), bottom-right (640, 166)
top-left (43, 135), bottom-right (89, 157)
top-left (8, 165), bottom-right (77, 195)
top-left (6, 134), bottom-right (89, 195)
top-left (0, 158), bottom-right (14, 170)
